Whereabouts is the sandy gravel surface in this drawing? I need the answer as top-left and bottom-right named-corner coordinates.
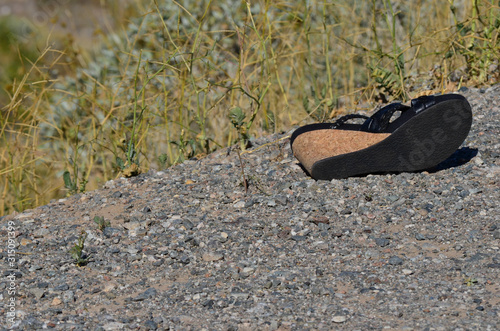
top-left (1, 86), bottom-right (499, 330)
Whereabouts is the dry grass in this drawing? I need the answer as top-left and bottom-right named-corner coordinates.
top-left (1, 0), bottom-right (499, 216)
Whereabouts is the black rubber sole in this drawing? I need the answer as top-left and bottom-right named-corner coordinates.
top-left (306, 95), bottom-right (472, 180)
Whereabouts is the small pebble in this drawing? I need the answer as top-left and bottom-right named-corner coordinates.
top-left (332, 316), bottom-right (347, 323)
top-left (388, 256), bottom-right (404, 266)
top-left (415, 233), bottom-right (426, 241)
top-left (402, 269), bottom-right (414, 275)
top-left (375, 238), bottom-right (390, 247)
top-left (202, 252), bottom-right (224, 262)
top-left (51, 297), bottom-right (62, 306)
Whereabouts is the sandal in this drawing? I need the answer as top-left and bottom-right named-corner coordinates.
top-left (291, 94), bottom-right (473, 180)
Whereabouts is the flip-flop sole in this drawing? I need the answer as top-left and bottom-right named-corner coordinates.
top-left (310, 97), bottom-right (472, 180)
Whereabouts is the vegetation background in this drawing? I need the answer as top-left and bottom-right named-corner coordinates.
top-left (0, 0), bottom-right (499, 216)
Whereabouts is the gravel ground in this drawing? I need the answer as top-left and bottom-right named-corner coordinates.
top-left (1, 86), bottom-right (499, 330)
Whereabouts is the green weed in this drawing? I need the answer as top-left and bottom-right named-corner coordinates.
top-left (94, 216), bottom-right (111, 232)
top-left (448, 0), bottom-right (500, 84)
top-left (229, 107), bottom-right (251, 150)
top-left (69, 231), bottom-right (90, 267)
top-left (63, 170), bottom-right (87, 196)
top-left (463, 275), bottom-right (478, 287)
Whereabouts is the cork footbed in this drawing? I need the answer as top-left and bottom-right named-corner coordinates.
top-left (292, 129), bottom-right (391, 174)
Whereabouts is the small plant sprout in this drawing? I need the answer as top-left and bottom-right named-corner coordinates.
top-left (158, 153), bottom-right (169, 169)
top-left (63, 170), bottom-right (88, 196)
top-left (229, 107), bottom-right (251, 151)
top-left (93, 216), bottom-right (110, 232)
top-left (69, 230), bottom-right (90, 267)
top-left (463, 275), bottom-right (478, 287)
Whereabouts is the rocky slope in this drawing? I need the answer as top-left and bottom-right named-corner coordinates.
top-left (1, 86), bottom-right (499, 330)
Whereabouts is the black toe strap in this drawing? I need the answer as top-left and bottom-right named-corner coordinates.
top-left (330, 114), bottom-right (369, 129)
top-left (411, 95), bottom-right (436, 113)
top-left (359, 95), bottom-right (437, 133)
top-left (360, 102), bottom-right (410, 133)
top-left (303, 94), bottom-right (439, 135)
